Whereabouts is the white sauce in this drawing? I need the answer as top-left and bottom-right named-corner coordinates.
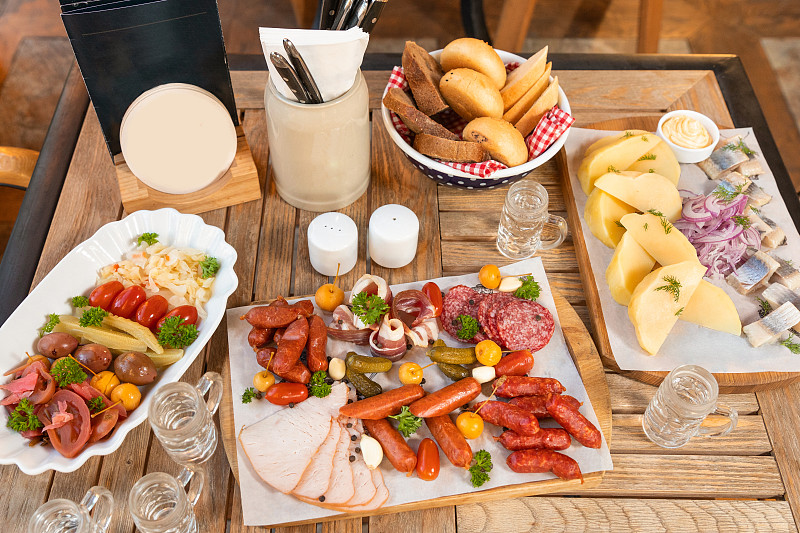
top-left (661, 115), bottom-right (712, 149)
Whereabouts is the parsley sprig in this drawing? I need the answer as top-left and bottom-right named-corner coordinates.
top-left (51, 357), bottom-right (87, 387)
top-left (6, 399), bottom-right (43, 433)
top-left (40, 313), bottom-right (60, 337)
top-left (87, 397), bottom-right (105, 414)
top-left (199, 256), bottom-right (220, 279)
top-left (309, 371), bottom-right (332, 398)
top-left (157, 316), bottom-right (199, 349)
top-left (514, 276), bottom-right (541, 301)
top-left (241, 387), bottom-right (260, 404)
top-left (351, 292), bottom-right (389, 326)
top-left (137, 232), bottom-right (159, 246)
top-left (79, 307), bottom-right (108, 327)
top-left (655, 275), bottom-right (682, 303)
top-left (781, 334), bottom-right (800, 354)
top-left (388, 406), bottom-right (422, 438)
top-left (71, 296), bottom-right (90, 308)
top-left (454, 314), bottom-right (479, 340)
top-left (469, 450), bottom-right (493, 487)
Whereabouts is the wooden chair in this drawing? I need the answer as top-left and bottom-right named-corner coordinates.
top-left (0, 147), bottom-right (38, 190)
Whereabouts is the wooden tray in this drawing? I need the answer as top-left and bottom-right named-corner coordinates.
top-left (219, 290), bottom-right (612, 528)
top-left (561, 115), bottom-right (800, 393)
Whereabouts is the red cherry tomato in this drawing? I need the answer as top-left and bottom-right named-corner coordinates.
top-left (415, 438), bottom-right (440, 481)
top-left (135, 295), bottom-right (169, 329)
top-left (38, 390), bottom-right (91, 458)
top-left (421, 282), bottom-right (443, 318)
top-left (89, 281), bottom-right (124, 311)
top-left (265, 382), bottom-right (309, 406)
top-left (108, 285), bottom-right (146, 319)
top-left (156, 305), bottom-right (199, 331)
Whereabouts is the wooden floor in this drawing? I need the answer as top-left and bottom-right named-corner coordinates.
top-left (1, 0), bottom-right (800, 258)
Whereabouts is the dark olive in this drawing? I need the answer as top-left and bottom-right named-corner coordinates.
top-left (37, 333), bottom-right (79, 358)
top-left (113, 351), bottom-right (157, 386)
top-left (73, 344), bottom-right (112, 373)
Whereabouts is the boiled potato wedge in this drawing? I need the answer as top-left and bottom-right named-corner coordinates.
top-left (577, 133), bottom-right (661, 194)
top-left (606, 231), bottom-right (656, 306)
top-left (628, 261), bottom-right (707, 355)
top-left (626, 140), bottom-right (681, 186)
top-left (584, 189), bottom-right (637, 248)
top-left (594, 170), bottom-right (682, 222)
top-left (680, 280), bottom-right (742, 335)
top-left (620, 212), bottom-right (699, 266)
top-left (584, 130), bottom-right (648, 157)
top-left (55, 315), bottom-right (147, 352)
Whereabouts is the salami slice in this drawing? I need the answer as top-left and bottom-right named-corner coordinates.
top-left (442, 285), bottom-right (486, 343)
top-left (496, 300), bottom-right (555, 352)
top-left (478, 293), bottom-right (515, 343)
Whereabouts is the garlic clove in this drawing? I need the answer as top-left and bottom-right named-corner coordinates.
top-left (498, 276), bottom-right (523, 293)
top-left (328, 357), bottom-right (346, 381)
top-left (360, 435), bottom-right (384, 469)
top-left (472, 365), bottom-right (496, 384)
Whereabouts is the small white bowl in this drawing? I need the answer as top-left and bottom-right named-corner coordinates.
top-left (656, 110), bottom-right (720, 164)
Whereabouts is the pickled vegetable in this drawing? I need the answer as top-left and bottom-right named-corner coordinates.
top-left (437, 362), bottom-right (471, 381)
top-left (345, 367), bottom-right (382, 397)
top-left (427, 346), bottom-right (477, 365)
top-left (345, 352), bottom-right (392, 374)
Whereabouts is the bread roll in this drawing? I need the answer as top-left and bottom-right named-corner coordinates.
top-left (439, 68), bottom-right (503, 121)
top-left (440, 38), bottom-right (506, 89)
top-left (383, 88), bottom-right (459, 140)
top-left (463, 117), bottom-right (528, 167)
top-left (503, 63), bottom-right (552, 125)
top-left (515, 76), bottom-right (559, 137)
top-left (402, 41), bottom-right (448, 116)
top-left (501, 46), bottom-right (548, 111)
top-left (413, 133), bottom-right (489, 163)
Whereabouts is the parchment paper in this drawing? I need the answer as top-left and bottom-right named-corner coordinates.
top-left (564, 127), bottom-right (800, 372)
top-left (227, 257), bottom-right (613, 526)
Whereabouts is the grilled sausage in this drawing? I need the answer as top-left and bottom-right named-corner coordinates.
top-left (363, 418), bottom-right (416, 473)
top-left (408, 378), bottom-right (481, 418)
top-left (494, 350), bottom-right (534, 377)
top-left (425, 415), bottom-right (472, 468)
top-left (496, 428), bottom-right (572, 451)
top-left (248, 327), bottom-right (274, 351)
top-left (506, 449), bottom-right (583, 482)
top-left (262, 348), bottom-right (311, 384)
top-left (256, 347), bottom-right (277, 369)
top-left (241, 305), bottom-right (309, 329)
top-left (472, 400), bottom-right (540, 436)
top-left (509, 394), bottom-right (582, 418)
top-left (272, 317), bottom-right (310, 374)
top-left (306, 315), bottom-right (328, 372)
top-left (546, 394), bottom-right (601, 449)
top-left (292, 299), bottom-right (315, 316)
top-left (339, 384), bottom-right (425, 419)
top-left (494, 375), bottom-right (565, 398)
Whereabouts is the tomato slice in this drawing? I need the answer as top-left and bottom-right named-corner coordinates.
top-left (21, 360), bottom-right (55, 405)
top-left (109, 285), bottom-right (147, 319)
top-left (265, 382), bottom-right (308, 405)
top-left (88, 409), bottom-right (119, 443)
top-left (416, 438), bottom-right (440, 481)
top-left (156, 305), bottom-right (199, 331)
top-left (89, 281), bottom-right (124, 311)
top-left (38, 390), bottom-right (91, 458)
top-left (421, 282), bottom-right (443, 318)
top-left (68, 381), bottom-right (127, 420)
top-left (135, 295), bottom-right (169, 329)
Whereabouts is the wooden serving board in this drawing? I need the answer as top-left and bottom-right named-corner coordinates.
top-left (561, 115), bottom-right (800, 393)
top-left (219, 290), bottom-right (612, 528)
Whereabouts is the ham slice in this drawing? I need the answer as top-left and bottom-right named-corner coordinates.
top-left (239, 383), bottom-right (348, 494)
top-left (346, 453), bottom-right (377, 506)
top-left (321, 425), bottom-right (356, 504)
top-left (292, 422), bottom-right (341, 500)
top-left (348, 468), bottom-right (390, 511)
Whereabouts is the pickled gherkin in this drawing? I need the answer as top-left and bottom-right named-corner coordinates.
top-left (345, 367), bottom-right (382, 397)
top-left (345, 352), bottom-right (392, 374)
top-left (436, 362), bottom-right (471, 381)
top-left (427, 345), bottom-right (478, 365)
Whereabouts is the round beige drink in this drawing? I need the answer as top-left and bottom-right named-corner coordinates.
top-left (661, 114), bottom-right (713, 149)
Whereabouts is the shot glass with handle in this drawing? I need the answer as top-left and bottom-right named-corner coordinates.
top-left (148, 371), bottom-right (223, 466)
top-left (496, 180), bottom-right (568, 260)
top-left (642, 364), bottom-right (738, 448)
top-left (28, 486), bottom-right (114, 533)
top-left (129, 467), bottom-right (204, 533)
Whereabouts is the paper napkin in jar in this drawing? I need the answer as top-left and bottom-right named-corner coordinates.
top-left (259, 27), bottom-right (369, 103)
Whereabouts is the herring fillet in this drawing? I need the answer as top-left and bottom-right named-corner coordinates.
top-left (743, 301), bottom-right (800, 347)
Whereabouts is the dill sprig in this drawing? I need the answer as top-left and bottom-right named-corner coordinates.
top-left (712, 183), bottom-right (745, 203)
top-left (780, 334), bottom-right (800, 354)
top-left (722, 139), bottom-right (757, 157)
top-left (732, 215), bottom-right (752, 229)
top-left (607, 165), bottom-right (621, 174)
top-left (638, 153), bottom-right (657, 161)
top-left (655, 275), bottom-right (682, 303)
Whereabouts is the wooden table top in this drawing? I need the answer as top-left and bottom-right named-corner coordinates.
top-left (3, 54), bottom-right (800, 532)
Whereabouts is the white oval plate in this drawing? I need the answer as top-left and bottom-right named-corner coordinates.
top-left (0, 208), bottom-right (238, 474)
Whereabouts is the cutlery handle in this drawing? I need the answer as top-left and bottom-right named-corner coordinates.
top-left (317, 0), bottom-right (336, 29)
top-left (331, 0), bottom-right (355, 30)
top-left (359, 0), bottom-right (388, 32)
top-left (283, 39), bottom-right (324, 104)
top-left (345, 0), bottom-right (369, 29)
top-left (269, 52), bottom-right (311, 103)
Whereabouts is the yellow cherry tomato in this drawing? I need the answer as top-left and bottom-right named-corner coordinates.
top-left (478, 264), bottom-right (502, 290)
top-left (456, 411), bottom-right (484, 439)
top-left (315, 283), bottom-right (345, 312)
top-left (110, 383), bottom-right (141, 412)
top-left (475, 339), bottom-right (502, 366)
top-left (253, 370), bottom-right (275, 392)
top-left (398, 362), bottom-right (423, 385)
top-left (90, 371), bottom-right (121, 397)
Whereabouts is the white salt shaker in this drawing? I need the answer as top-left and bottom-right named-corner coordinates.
top-left (307, 212), bottom-right (358, 276)
top-left (368, 204), bottom-right (419, 268)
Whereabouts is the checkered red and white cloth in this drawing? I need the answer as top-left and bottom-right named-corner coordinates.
top-left (384, 65), bottom-right (574, 178)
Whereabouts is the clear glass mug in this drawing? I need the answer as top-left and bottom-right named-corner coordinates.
top-left (129, 468), bottom-right (204, 533)
top-left (642, 365), bottom-right (738, 448)
top-left (28, 486), bottom-right (113, 533)
top-left (496, 180), bottom-right (569, 260)
top-left (148, 371), bottom-right (223, 466)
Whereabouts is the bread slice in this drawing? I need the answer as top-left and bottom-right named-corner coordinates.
top-left (500, 46), bottom-right (548, 112)
top-left (383, 88), bottom-right (459, 140)
top-left (413, 133), bottom-right (489, 163)
top-left (515, 76), bottom-right (559, 137)
top-left (502, 63), bottom-right (552, 125)
top-left (402, 41), bottom-right (448, 116)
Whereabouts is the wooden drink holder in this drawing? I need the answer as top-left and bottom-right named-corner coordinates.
top-left (113, 125), bottom-right (261, 214)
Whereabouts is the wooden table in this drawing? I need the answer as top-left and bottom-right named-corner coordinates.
top-left (3, 53), bottom-right (800, 532)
